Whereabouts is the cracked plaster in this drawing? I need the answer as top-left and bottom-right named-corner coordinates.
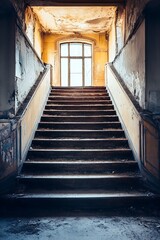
top-left (32, 7), bottom-right (116, 34)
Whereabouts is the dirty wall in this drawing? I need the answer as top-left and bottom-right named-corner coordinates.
top-left (110, 0), bottom-right (150, 109)
top-left (0, 2), bottom-right (45, 192)
top-left (15, 25), bottom-right (44, 113)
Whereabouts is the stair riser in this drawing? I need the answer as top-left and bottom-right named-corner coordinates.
top-left (35, 130), bottom-right (125, 139)
top-left (45, 105), bottom-right (114, 110)
top-left (22, 162), bottom-right (138, 174)
top-left (41, 116), bottom-right (119, 122)
top-left (50, 90), bottom-right (109, 94)
top-left (48, 97), bottom-right (110, 101)
top-left (43, 110), bottom-right (116, 116)
top-left (50, 90), bottom-right (109, 97)
top-left (28, 150), bottom-right (133, 160)
top-left (31, 140), bottom-right (129, 149)
top-left (1, 196), bottom-right (159, 216)
top-left (18, 177), bottom-right (141, 191)
top-left (47, 100), bottom-right (111, 105)
top-left (49, 94), bottom-right (109, 97)
top-left (38, 122), bottom-right (121, 130)
top-left (51, 89), bottom-right (108, 94)
top-left (50, 90), bottom-right (108, 94)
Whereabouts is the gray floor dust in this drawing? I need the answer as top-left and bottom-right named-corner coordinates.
top-left (0, 216), bottom-right (160, 240)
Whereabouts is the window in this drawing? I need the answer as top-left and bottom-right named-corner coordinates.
top-left (60, 42), bottom-right (92, 87)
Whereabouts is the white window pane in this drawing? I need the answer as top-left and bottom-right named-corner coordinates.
top-left (70, 59), bottom-right (82, 86)
top-left (70, 43), bottom-right (82, 56)
top-left (61, 58), bottom-right (68, 86)
top-left (61, 43), bottom-right (68, 56)
top-left (85, 58), bottom-right (92, 86)
top-left (84, 44), bottom-right (92, 57)
top-left (70, 74), bottom-right (83, 86)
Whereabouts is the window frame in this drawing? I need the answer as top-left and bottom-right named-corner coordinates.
top-left (60, 41), bottom-right (93, 87)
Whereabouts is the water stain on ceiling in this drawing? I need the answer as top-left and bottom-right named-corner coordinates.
top-left (32, 7), bottom-right (116, 34)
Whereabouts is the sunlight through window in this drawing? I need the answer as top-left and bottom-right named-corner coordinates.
top-left (60, 42), bottom-right (92, 87)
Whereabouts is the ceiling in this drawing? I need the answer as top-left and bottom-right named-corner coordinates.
top-left (32, 7), bottom-right (117, 34)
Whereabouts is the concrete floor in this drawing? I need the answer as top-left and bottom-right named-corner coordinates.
top-left (0, 216), bottom-right (160, 240)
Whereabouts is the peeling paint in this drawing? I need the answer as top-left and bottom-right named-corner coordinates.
top-left (125, 0), bottom-right (150, 39)
top-left (32, 7), bottom-right (116, 34)
top-left (113, 19), bottom-right (146, 108)
top-left (15, 26), bottom-right (44, 112)
top-left (0, 122), bottom-right (17, 180)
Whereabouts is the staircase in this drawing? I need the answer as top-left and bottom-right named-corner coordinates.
top-left (1, 87), bottom-right (159, 215)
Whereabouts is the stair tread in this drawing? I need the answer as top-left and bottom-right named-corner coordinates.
top-left (42, 115), bottom-right (117, 117)
top-left (52, 86), bottom-right (106, 90)
top-left (29, 148), bottom-right (131, 151)
top-left (44, 110), bottom-right (114, 112)
top-left (39, 121), bottom-right (120, 124)
top-left (36, 129), bottom-right (123, 132)
top-left (46, 104), bottom-right (113, 106)
top-left (33, 138), bottom-right (127, 141)
top-left (18, 173), bottom-right (140, 179)
top-left (6, 191), bottom-right (157, 199)
top-left (24, 160), bottom-right (137, 164)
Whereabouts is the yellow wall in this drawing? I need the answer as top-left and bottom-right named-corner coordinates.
top-left (25, 6), bottom-right (43, 58)
top-left (107, 64), bottom-right (141, 161)
top-left (42, 33), bottom-right (108, 86)
top-left (34, 18), bottom-right (43, 58)
top-left (21, 67), bottom-right (50, 160)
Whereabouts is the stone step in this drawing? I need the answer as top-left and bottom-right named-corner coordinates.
top-left (50, 92), bottom-right (109, 96)
top-left (48, 96), bottom-right (110, 101)
top-left (17, 174), bottom-right (141, 191)
top-left (22, 160), bottom-right (138, 174)
top-left (38, 122), bottom-right (121, 130)
top-left (41, 115), bottom-right (119, 122)
top-left (47, 100), bottom-right (112, 105)
top-left (1, 191), bottom-right (159, 216)
top-left (51, 86), bottom-right (106, 91)
top-left (31, 138), bottom-right (129, 149)
top-left (43, 109), bottom-right (116, 116)
top-left (27, 148), bottom-right (133, 161)
top-left (35, 129), bottom-right (125, 139)
top-left (45, 104), bottom-right (114, 110)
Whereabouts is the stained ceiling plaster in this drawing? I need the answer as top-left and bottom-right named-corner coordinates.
top-left (32, 7), bottom-right (117, 34)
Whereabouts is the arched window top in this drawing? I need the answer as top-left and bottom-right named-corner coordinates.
top-left (60, 42), bottom-right (92, 57)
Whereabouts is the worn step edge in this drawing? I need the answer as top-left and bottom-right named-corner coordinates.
top-left (43, 110), bottom-right (115, 112)
top-left (28, 148), bottom-right (132, 152)
top-left (18, 174), bottom-right (140, 179)
top-left (24, 160), bottom-right (136, 164)
top-left (4, 192), bottom-right (156, 199)
top-left (47, 100), bottom-right (112, 104)
top-left (46, 100), bottom-right (113, 104)
top-left (42, 115), bottom-right (118, 118)
top-left (35, 129), bottom-right (124, 132)
top-left (39, 122), bottom-right (121, 125)
top-left (32, 138), bottom-right (127, 141)
top-left (51, 87), bottom-right (106, 89)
